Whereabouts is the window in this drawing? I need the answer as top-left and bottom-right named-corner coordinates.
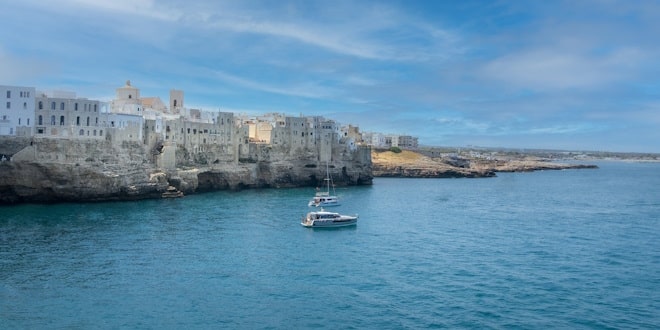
top-left (6, 90), bottom-right (10, 98)
top-left (60, 102), bottom-right (65, 110)
top-left (27, 118), bottom-right (30, 125)
top-left (93, 130), bottom-right (97, 136)
top-left (76, 116), bottom-right (80, 126)
top-left (86, 117), bottom-right (90, 126)
top-left (19, 118), bottom-right (21, 125)
top-left (94, 104), bottom-right (97, 112)
top-left (79, 129), bottom-right (84, 136)
top-left (23, 102), bottom-right (27, 109)
top-left (95, 118), bottom-right (98, 125)
top-left (75, 103), bottom-right (78, 111)
top-left (38, 115), bottom-right (43, 125)
top-left (51, 102), bottom-right (56, 110)
top-left (60, 116), bottom-right (65, 126)
top-left (39, 101), bottom-right (43, 110)
top-left (50, 115), bottom-right (56, 125)
top-left (99, 130), bottom-right (103, 136)
top-left (6, 102), bottom-right (9, 109)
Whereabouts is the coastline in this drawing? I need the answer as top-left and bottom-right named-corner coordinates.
top-left (372, 149), bottom-right (598, 178)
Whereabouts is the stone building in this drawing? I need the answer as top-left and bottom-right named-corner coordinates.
top-left (6, 80), bottom-right (367, 171)
top-left (34, 90), bottom-right (104, 139)
top-left (1, 85), bottom-right (36, 137)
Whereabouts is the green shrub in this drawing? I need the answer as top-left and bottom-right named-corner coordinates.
top-left (389, 146), bottom-right (402, 153)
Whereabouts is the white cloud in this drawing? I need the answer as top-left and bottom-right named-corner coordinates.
top-left (211, 70), bottom-right (336, 99)
top-left (480, 47), bottom-right (647, 90)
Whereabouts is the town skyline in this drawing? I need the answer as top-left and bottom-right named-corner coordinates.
top-left (2, 0), bottom-right (659, 153)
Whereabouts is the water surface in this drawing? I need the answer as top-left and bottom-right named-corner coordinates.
top-left (1, 161), bottom-right (659, 328)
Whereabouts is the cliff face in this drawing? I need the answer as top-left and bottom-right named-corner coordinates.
top-left (0, 137), bottom-right (372, 205)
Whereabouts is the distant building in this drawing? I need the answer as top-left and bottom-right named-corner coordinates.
top-left (362, 131), bottom-right (418, 149)
top-left (398, 135), bottom-right (418, 149)
top-left (1, 85), bottom-right (36, 136)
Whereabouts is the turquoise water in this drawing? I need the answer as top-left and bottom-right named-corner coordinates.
top-left (1, 161), bottom-right (659, 328)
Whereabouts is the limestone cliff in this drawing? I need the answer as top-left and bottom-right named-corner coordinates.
top-left (372, 149), bottom-right (596, 178)
top-left (0, 137), bottom-right (372, 205)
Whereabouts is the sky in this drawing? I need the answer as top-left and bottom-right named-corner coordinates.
top-left (2, 0), bottom-right (659, 153)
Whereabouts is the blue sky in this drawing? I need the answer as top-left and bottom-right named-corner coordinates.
top-left (2, 0), bottom-right (659, 152)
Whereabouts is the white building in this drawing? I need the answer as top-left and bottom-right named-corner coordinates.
top-left (1, 85), bottom-right (36, 136)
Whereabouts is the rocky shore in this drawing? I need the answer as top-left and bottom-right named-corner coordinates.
top-left (372, 149), bottom-right (597, 178)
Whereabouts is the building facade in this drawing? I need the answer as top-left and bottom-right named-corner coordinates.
top-left (1, 85), bottom-right (36, 136)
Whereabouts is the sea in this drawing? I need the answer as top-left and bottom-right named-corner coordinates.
top-left (1, 161), bottom-right (659, 329)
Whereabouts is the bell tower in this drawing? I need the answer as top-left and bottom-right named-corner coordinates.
top-left (169, 89), bottom-right (184, 114)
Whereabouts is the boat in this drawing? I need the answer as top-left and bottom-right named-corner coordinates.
top-left (308, 163), bottom-right (340, 207)
top-left (162, 186), bottom-right (184, 198)
top-left (301, 209), bottom-right (358, 228)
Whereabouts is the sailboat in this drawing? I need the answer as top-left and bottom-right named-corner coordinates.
top-left (308, 163), bottom-right (340, 207)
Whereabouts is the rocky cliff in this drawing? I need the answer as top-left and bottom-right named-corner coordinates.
top-left (0, 137), bottom-right (372, 205)
top-left (372, 149), bottom-right (596, 178)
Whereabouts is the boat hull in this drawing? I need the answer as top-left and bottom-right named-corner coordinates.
top-left (301, 218), bottom-right (357, 228)
top-left (308, 200), bottom-right (340, 207)
top-left (301, 211), bottom-right (358, 228)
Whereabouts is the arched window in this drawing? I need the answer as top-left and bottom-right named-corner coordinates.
top-left (99, 130), bottom-right (103, 136)
top-left (93, 130), bottom-right (97, 136)
top-left (86, 117), bottom-right (90, 126)
top-left (51, 102), bottom-right (56, 110)
top-left (60, 102), bottom-right (65, 110)
top-left (76, 116), bottom-right (80, 126)
top-left (173, 100), bottom-right (177, 107)
top-left (79, 129), bottom-right (84, 136)
top-left (23, 102), bottom-right (27, 109)
top-left (60, 116), bottom-right (65, 125)
top-left (38, 115), bottom-right (43, 125)
top-left (94, 104), bottom-right (97, 112)
top-left (39, 101), bottom-right (43, 110)
top-left (50, 115), bottom-right (56, 125)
